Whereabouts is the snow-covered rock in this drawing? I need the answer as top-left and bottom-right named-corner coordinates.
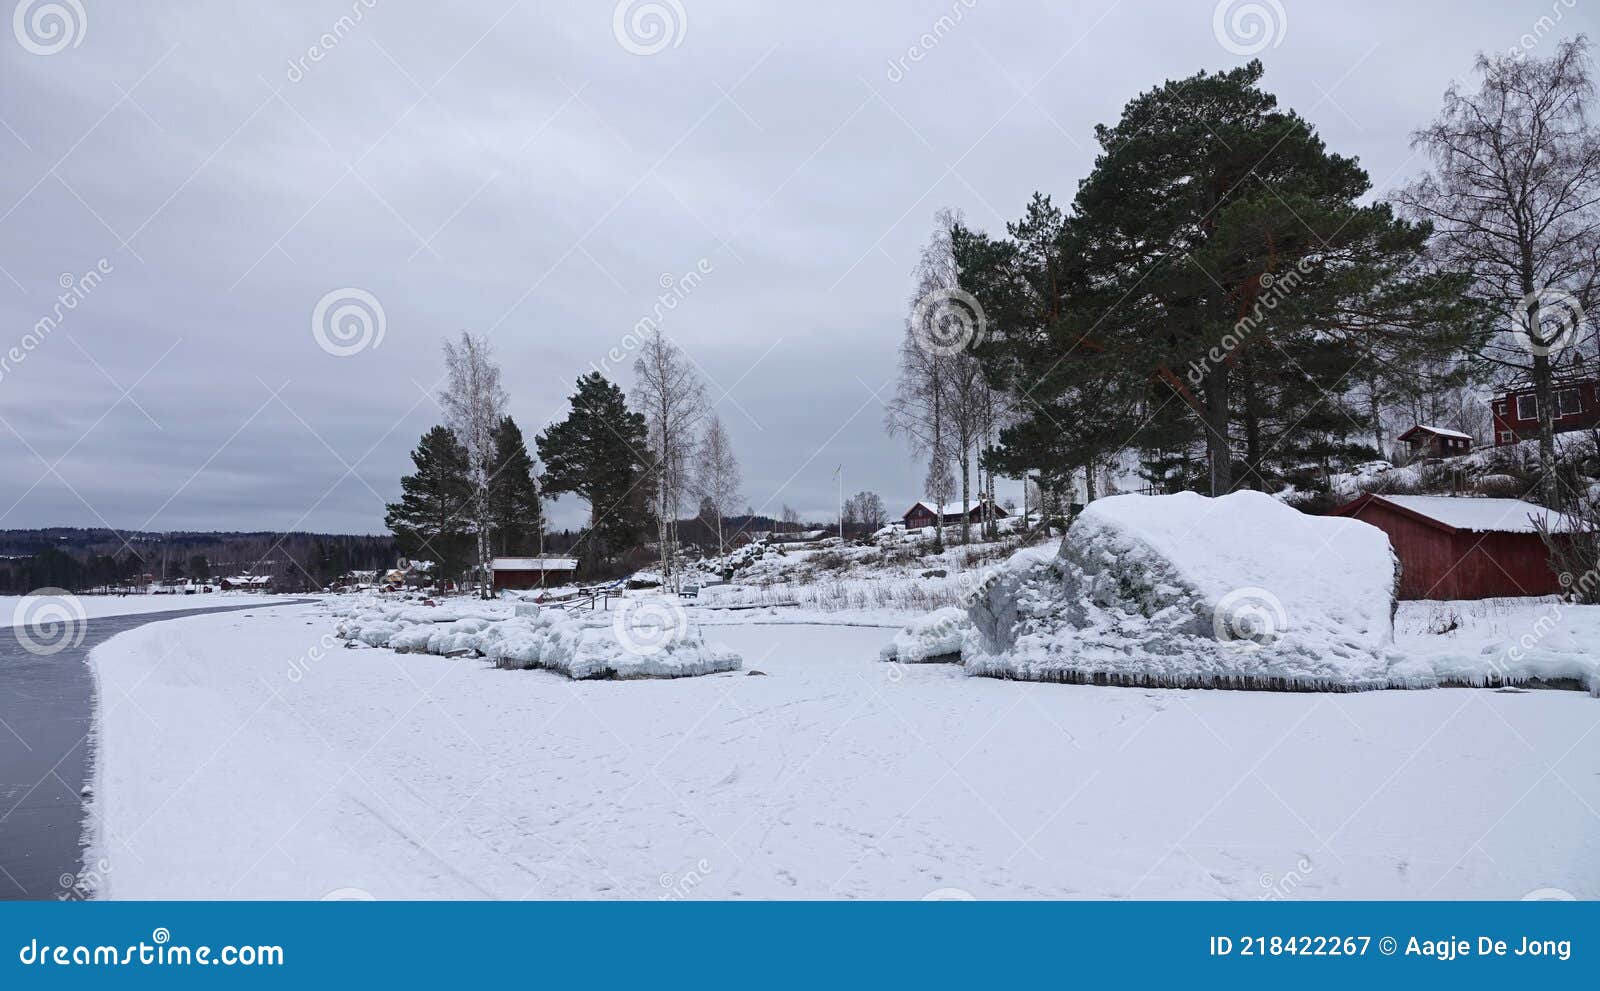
top-left (920, 491), bottom-right (1403, 690)
top-left (330, 597), bottom-right (741, 679)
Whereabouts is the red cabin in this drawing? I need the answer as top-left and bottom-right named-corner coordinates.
top-left (1396, 424), bottom-right (1473, 461)
top-left (902, 499), bottom-right (1008, 530)
top-left (1491, 378), bottom-right (1599, 446)
top-left (1330, 494), bottom-right (1576, 600)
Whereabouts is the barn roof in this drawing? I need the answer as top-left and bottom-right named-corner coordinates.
top-left (1336, 494), bottom-right (1579, 535)
top-left (492, 557), bottom-right (578, 571)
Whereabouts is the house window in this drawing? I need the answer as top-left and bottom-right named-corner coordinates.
top-left (1517, 393), bottom-right (1538, 420)
top-left (1495, 401), bottom-right (1507, 416)
top-left (1499, 430), bottom-right (1514, 444)
top-left (1558, 388), bottom-right (1582, 416)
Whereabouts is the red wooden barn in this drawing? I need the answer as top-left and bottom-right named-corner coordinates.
top-left (1330, 494), bottom-right (1576, 600)
top-left (491, 557), bottom-right (578, 590)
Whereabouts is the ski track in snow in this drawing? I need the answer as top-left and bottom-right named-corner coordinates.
top-left (85, 604), bottom-right (1600, 900)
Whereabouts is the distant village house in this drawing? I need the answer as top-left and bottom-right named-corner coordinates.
top-left (901, 498), bottom-right (1008, 530)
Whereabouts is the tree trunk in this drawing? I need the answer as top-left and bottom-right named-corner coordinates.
top-left (1203, 363), bottom-right (1233, 496)
top-left (1084, 461), bottom-right (1097, 503)
top-left (959, 445), bottom-right (971, 545)
top-left (1533, 350), bottom-right (1561, 505)
top-left (1241, 357), bottom-right (1263, 491)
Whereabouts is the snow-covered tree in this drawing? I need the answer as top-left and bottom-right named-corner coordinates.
top-left (440, 332), bottom-right (508, 598)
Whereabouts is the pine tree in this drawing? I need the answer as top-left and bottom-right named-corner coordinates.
top-left (385, 426), bottom-right (473, 585)
top-left (958, 62), bottom-right (1482, 496)
top-left (536, 373), bottom-right (653, 571)
top-left (487, 415), bottom-right (543, 556)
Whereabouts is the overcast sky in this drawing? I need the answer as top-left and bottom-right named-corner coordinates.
top-left (0, 0), bottom-right (1592, 534)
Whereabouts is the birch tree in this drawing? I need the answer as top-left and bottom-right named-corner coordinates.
top-left (440, 332), bottom-right (508, 598)
top-left (695, 413), bottom-right (742, 555)
top-left (633, 329), bottom-right (707, 589)
top-left (1399, 37), bottom-right (1600, 505)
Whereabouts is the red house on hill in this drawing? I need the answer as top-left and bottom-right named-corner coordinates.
top-left (1397, 424), bottom-right (1472, 460)
top-left (1491, 377), bottom-right (1599, 446)
top-left (902, 499), bottom-right (1008, 529)
top-left (1330, 494), bottom-right (1576, 600)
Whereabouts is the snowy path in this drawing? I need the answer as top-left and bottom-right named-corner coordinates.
top-left (88, 606), bottom-right (1600, 900)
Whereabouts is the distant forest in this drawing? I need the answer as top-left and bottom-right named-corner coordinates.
top-left (0, 528), bottom-right (397, 595)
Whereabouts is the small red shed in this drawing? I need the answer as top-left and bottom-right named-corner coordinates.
top-left (1330, 494), bottom-right (1576, 600)
top-left (1396, 424), bottom-right (1472, 460)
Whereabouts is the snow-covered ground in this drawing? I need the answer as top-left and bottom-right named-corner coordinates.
top-left (1, 592), bottom-right (295, 626)
top-left (86, 601), bottom-right (1599, 900)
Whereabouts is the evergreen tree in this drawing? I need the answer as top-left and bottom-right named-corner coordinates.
top-left (957, 62), bottom-right (1483, 496)
top-left (487, 415), bottom-right (543, 556)
top-left (384, 426), bottom-right (473, 584)
top-left (536, 373), bottom-right (653, 570)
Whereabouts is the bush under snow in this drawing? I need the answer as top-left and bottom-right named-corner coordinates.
top-left (332, 598), bottom-right (741, 679)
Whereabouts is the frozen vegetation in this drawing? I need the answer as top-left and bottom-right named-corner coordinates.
top-left (330, 598), bottom-right (740, 679)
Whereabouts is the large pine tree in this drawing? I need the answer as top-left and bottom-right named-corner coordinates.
top-left (958, 61), bottom-right (1484, 496)
top-left (384, 425), bottom-right (473, 583)
top-left (536, 373), bottom-right (653, 570)
top-left (487, 415), bottom-right (543, 556)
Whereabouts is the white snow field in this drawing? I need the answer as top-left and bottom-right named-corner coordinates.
top-left (87, 602), bottom-right (1599, 900)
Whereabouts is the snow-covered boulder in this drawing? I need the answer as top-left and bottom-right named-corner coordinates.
top-left (948, 491), bottom-right (1402, 690)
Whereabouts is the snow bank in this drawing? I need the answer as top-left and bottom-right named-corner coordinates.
top-left (877, 606), bottom-right (971, 664)
top-left (331, 597), bottom-right (741, 679)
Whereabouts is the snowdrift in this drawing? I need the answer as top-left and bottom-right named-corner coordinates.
top-left (332, 598), bottom-right (741, 679)
top-left (884, 491), bottom-right (1599, 693)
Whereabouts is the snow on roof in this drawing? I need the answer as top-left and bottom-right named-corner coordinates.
top-left (492, 557), bottom-right (578, 571)
top-left (1405, 424), bottom-right (1472, 440)
top-left (908, 499), bottom-right (1005, 516)
top-left (1375, 495), bottom-right (1579, 534)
